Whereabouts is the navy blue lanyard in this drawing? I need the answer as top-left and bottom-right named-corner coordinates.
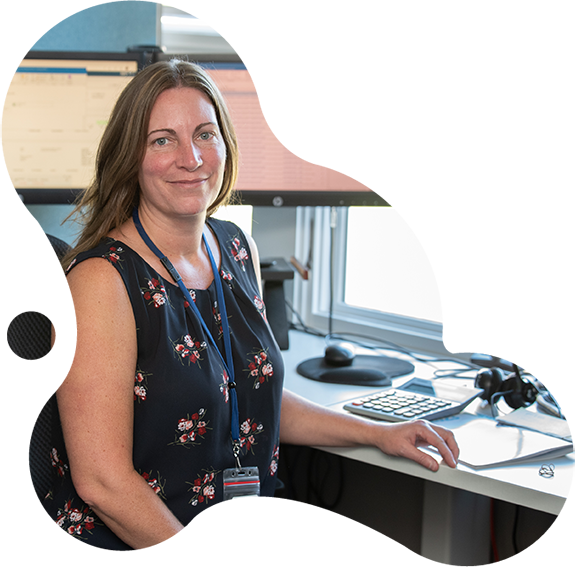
top-left (132, 207), bottom-right (241, 460)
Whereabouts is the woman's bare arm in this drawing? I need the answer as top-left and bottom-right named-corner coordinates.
top-left (52, 258), bottom-right (226, 567)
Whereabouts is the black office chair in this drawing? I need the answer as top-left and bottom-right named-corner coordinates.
top-left (0, 226), bottom-right (68, 567)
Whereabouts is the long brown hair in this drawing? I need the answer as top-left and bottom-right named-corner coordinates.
top-left (62, 59), bottom-right (239, 268)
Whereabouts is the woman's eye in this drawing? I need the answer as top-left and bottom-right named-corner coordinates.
top-left (198, 131), bottom-right (214, 141)
top-left (154, 137), bottom-right (169, 146)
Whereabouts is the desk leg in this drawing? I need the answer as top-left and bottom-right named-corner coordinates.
top-left (421, 482), bottom-right (491, 565)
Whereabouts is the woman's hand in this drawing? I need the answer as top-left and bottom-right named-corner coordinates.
top-left (281, 389), bottom-right (459, 472)
top-left (368, 419), bottom-right (459, 471)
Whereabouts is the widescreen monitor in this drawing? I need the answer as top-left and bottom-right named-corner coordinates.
top-left (159, 54), bottom-right (405, 206)
top-left (0, 51), bottom-right (140, 204)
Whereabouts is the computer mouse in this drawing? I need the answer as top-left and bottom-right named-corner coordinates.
top-left (324, 342), bottom-right (356, 367)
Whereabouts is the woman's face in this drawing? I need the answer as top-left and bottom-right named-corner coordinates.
top-left (138, 87), bottom-right (227, 220)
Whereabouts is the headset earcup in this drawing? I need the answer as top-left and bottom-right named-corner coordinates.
top-left (475, 367), bottom-right (504, 401)
top-left (502, 374), bottom-right (538, 409)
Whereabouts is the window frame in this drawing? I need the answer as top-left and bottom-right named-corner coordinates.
top-left (294, 0), bottom-right (575, 383)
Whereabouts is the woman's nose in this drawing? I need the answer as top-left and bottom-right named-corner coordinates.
top-left (176, 141), bottom-right (203, 170)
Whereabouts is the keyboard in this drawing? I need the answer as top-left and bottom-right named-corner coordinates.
top-left (343, 377), bottom-right (482, 422)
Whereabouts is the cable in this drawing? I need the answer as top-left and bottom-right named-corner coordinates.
top-left (286, 296), bottom-right (480, 377)
top-left (523, 370), bottom-right (565, 419)
top-left (325, 330), bottom-right (478, 374)
top-left (285, 299), bottom-right (324, 338)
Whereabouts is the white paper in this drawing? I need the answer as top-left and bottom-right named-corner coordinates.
top-left (451, 418), bottom-right (573, 469)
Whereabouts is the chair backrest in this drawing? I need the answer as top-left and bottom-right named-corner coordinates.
top-left (0, 226), bottom-right (68, 557)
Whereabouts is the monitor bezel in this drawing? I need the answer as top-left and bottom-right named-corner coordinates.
top-left (156, 53), bottom-right (406, 207)
top-left (0, 50), bottom-right (143, 205)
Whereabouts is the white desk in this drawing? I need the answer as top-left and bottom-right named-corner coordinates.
top-left (281, 330), bottom-right (574, 563)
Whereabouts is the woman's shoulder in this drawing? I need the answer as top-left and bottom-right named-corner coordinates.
top-left (67, 237), bottom-right (138, 271)
top-left (65, 238), bottom-right (137, 275)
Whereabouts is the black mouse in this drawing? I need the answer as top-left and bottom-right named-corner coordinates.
top-left (324, 342), bottom-right (356, 367)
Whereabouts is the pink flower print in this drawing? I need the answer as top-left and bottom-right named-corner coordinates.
top-left (238, 418), bottom-right (263, 455)
top-left (50, 447), bottom-right (69, 478)
top-left (56, 499), bottom-right (99, 539)
top-left (171, 335), bottom-right (206, 366)
top-left (187, 469), bottom-right (219, 506)
top-left (221, 269), bottom-right (234, 288)
top-left (107, 246), bottom-right (120, 263)
top-left (141, 277), bottom-right (170, 309)
top-left (134, 369), bottom-right (151, 402)
top-left (69, 509), bottom-right (82, 523)
top-left (140, 471), bottom-right (166, 499)
top-left (178, 417), bottom-right (200, 432)
top-left (254, 295), bottom-right (267, 321)
top-left (56, 516), bottom-right (65, 528)
top-left (175, 344), bottom-right (190, 358)
top-left (172, 409), bottom-right (209, 447)
top-left (244, 349), bottom-right (274, 389)
top-left (134, 385), bottom-right (147, 401)
top-left (240, 419), bottom-right (252, 435)
top-left (65, 258), bottom-right (77, 273)
top-left (220, 369), bottom-right (230, 403)
top-left (230, 236), bottom-right (249, 270)
top-left (104, 245), bottom-right (124, 267)
top-left (204, 485), bottom-right (215, 500)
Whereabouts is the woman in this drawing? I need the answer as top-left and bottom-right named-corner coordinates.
top-left (44, 59), bottom-right (459, 550)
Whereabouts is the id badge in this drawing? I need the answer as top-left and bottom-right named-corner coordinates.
top-left (222, 467), bottom-right (260, 559)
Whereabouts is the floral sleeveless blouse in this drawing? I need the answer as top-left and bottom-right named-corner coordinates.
top-left (42, 218), bottom-right (284, 550)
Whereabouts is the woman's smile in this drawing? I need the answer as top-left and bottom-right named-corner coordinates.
top-left (138, 87), bottom-right (227, 218)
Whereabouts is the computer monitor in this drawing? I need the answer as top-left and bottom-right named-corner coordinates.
top-left (0, 51), bottom-right (141, 204)
top-left (159, 54), bottom-right (405, 206)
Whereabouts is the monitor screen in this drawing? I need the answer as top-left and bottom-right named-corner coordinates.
top-left (0, 51), bottom-right (140, 204)
top-left (159, 54), bottom-right (405, 206)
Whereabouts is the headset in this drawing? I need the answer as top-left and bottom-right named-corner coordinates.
top-left (474, 366), bottom-right (538, 410)
top-left (472, 354), bottom-right (563, 418)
